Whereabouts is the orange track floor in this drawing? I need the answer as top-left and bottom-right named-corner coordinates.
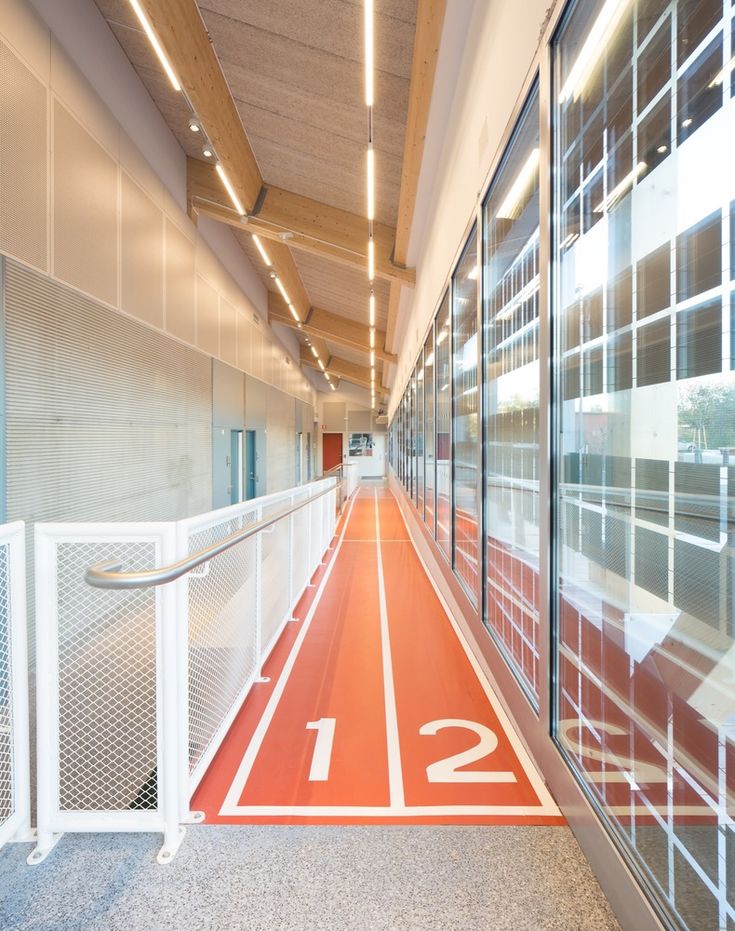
top-left (193, 487), bottom-right (564, 825)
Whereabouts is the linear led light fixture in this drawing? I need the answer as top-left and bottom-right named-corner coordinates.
top-left (310, 345), bottom-right (319, 358)
top-left (364, 0), bottom-right (374, 106)
top-left (274, 277), bottom-right (291, 305)
top-left (215, 163), bottom-right (245, 216)
top-left (288, 303), bottom-right (300, 322)
top-left (369, 292), bottom-right (375, 327)
top-left (370, 349), bottom-right (375, 366)
top-left (318, 359), bottom-right (326, 371)
top-left (497, 148), bottom-right (540, 220)
top-left (367, 238), bottom-right (375, 281)
top-left (330, 383), bottom-right (336, 391)
top-left (252, 234), bottom-right (272, 266)
top-left (128, 0), bottom-right (181, 91)
top-left (559, 0), bottom-right (634, 103)
top-left (370, 327), bottom-right (375, 349)
top-left (594, 161), bottom-right (647, 213)
top-left (436, 329), bottom-right (448, 345)
top-left (367, 146), bottom-right (375, 221)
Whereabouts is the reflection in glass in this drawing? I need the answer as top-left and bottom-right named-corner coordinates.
top-left (436, 293), bottom-right (452, 561)
top-left (416, 359), bottom-right (424, 515)
top-left (483, 85), bottom-right (541, 705)
top-left (554, 1), bottom-right (734, 928)
top-left (452, 228), bottom-right (479, 602)
top-left (424, 325), bottom-right (436, 535)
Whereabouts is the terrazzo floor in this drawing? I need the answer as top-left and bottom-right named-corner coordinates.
top-left (0, 824), bottom-right (620, 930)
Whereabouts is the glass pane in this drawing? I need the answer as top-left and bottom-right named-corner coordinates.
top-left (483, 84), bottom-right (541, 706)
top-left (409, 372), bottom-right (416, 501)
top-left (554, 1), bottom-right (734, 928)
top-left (452, 227), bottom-right (479, 602)
top-left (416, 359), bottom-right (424, 515)
top-left (424, 325), bottom-right (436, 535)
top-left (436, 293), bottom-right (452, 561)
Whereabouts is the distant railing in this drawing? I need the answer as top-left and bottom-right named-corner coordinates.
top-left (0, 522), bottom-right (30, 852)
top-left (32, 478), bottom-right (340, 865)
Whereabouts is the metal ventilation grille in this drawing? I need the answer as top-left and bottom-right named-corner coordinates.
top-left (0, 545), bottom-right (13, 825)
top-left (0, 40), bottom-right (48, 272)
top-left (53, 100), bottom-right (118, 306)
top-left (4, 258), bottom-right (212, 528)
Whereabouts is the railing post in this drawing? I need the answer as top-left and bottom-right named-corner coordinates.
top-left (156, 525), bottom-right (185, 864)
top-left (254, 506), bottom-right (266, 679)
top-left (288, 494), bottom-right (296, 620)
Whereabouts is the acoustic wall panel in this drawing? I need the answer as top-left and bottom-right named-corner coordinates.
top-left (0, 40), bottom-right (47, 271)
top-left (219, 297), bottom-right (237, 367)
top-left (53, 100), bottom-right (117, 306)
top-left (3, 258), bottom-right (212, 526)
top-left (266, 389), bottom-right (296, 493)
top-left (120, 170), bottom-right (164, 328)
top-left (196, 275), bottom-right (219, 357)
top-left (164, 217), bottom-right (195, 344)
top-left (236, 312), bottom-right (251, 374)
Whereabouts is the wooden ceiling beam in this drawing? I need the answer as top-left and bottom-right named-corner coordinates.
top-left (268, 293), bottom-right (396, 365)
top-left (300, 348), bottom-right (385, 396)
top-left (139, 0), bottom-right (263, 212)
top-left (188, 160), bottom-right (415, 286)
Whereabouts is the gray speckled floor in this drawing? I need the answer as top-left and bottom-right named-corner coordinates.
top-left (0, 824), bottom-right (620, 931)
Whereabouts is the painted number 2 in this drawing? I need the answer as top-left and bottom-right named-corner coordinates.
top-left (419, 719), bottom-right (517, 784)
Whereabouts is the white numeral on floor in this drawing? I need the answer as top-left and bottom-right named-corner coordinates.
top-left (419, 719), bottom-right (518, 784)
top-left (306, 717), bottom-right (336, 781)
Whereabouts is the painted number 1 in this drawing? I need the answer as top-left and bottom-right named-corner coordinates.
top-left (305, 717), bottom-right (336, 781)
top-left (419, 719), bottom-right (517, 783)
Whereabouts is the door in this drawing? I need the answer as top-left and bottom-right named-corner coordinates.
top-left (245, 430), bottom-right (257, 499)
top-left (230, 430), bottom-right (244, 504)
top-left (322, 432), bottom-right (343, 472)
top-left (296, 431), bottom-right (304, 485)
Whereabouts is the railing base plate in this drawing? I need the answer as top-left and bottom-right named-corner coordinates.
top-left (157, 826), bottom-right (186, 864)
top-left (27, 832), bottom-right (63, 865)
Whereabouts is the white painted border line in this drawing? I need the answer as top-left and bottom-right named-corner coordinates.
top-left (374, 487), bottom-right (405, 808)
top-left (390, 492), bottom-right (561, 817)
top-left (219, 489), bottom-right (360, 816)
top-left (221, 804), bottom-right (558, 817)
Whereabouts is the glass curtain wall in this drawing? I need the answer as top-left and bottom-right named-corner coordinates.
top-left (452, 229), bottom-right (480, 602)
top-left (436, 293), bottom-right (452, 560)
top-left (553, 0), bottom-right (734, 928)
top-left (409, 371), bottom-right (417, 502)
top-left (483, 86), bottom-right (542, 705)
top-left (424, 324), bottom-right (436, 536)
top-left (417, 357), bottom-right (425, 516)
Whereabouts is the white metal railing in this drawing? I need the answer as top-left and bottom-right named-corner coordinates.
top-left (343, 463), bottom-right (359, 501)
top-left (0, 521), bottom-right (30, 851)
top-left (31, 478), bottom-right (338, 864)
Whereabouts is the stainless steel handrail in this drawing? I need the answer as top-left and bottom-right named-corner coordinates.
top-left (85, 480), bottom-right (340, 590)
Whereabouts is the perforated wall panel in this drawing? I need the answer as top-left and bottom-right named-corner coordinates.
top-left (121, 171), bottom-right (164, 329)
top-left (196, 275), bottom-right (219, 358)
top-left (0, 40), bottom-right (47, 271)
top-left (3, 258), bottom-right (212, 527)
top-left (53, 100), bottom-right (117, 306)
top-left (164, 218), bottom-right (195, 344)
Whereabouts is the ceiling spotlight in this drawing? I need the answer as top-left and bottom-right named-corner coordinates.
top-left (657, 144), bottom-right (667, 154)
top-left (279, 231), bottom-right (294, 241)
top-left (188, 118), bottom-right (202, 133)
top-left (682, 118), bottom-right (693, 128)
top-left (202, 146), bottom-right (214, 158)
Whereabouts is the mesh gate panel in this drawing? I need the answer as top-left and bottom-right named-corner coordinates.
top-left (0, 545), bottom-right (13, 827)
top-left (291, 493), bottom-right (311, 603)
top-left (186, 513), bottom-right (258, 772)
top-left (56, 541), bottom-right (158, 811)
top-left (261, 501), bottom-right (291, 652)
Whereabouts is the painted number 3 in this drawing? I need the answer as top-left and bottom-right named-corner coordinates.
top-left (306, 717), bottom-right (516, 784)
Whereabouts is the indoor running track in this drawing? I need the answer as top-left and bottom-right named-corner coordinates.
top-left (193, 486), bottom-right (563, 825)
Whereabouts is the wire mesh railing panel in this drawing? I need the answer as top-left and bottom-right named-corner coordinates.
top-left (310, 495), bottom-right (324, 573)
top-left (185, 511), bottom-right (258, 773)
top-left (55, 540), bottom-right (159, 812)
top-left (291, 492), bottom-right (311, 604)
top-left (260, 500), bottom-right (291, 653)
top-left (0, 543), bottom-right (13, 829)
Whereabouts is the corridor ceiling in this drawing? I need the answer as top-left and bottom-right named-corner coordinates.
top-left (93, 0), bottom-right (445, 404)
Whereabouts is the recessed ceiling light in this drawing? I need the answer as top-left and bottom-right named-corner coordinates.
top-left (188, 118), bottom-right (201, 133)
top-left (202, 146), bottom-right (214, 158)
top-left (657, 144), bottom-right (667, 153)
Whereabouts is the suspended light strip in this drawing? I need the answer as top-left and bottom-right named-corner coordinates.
top-left (215, 163), bottom-right (245, 216)
top-left (274, 277), bottom-right (291, 305)
top-left (252, 234), bottom-right (272, 266)
top-left (593, 161), bottom-right (647, 213)
top-left (370, 349), bottom-right (375, 366)
top-left (369, 292), bottom-right (375, 327)
top-left (318, 359), bottom-right (326, 371)
top-left (288, 303), bottom-right (300, 322)
top-left (369, 327), bottom-right (375, 349)
top-left (128, 0), bottom-right (181, 91)
top-left (367, 238), bottom-right (375, 281)
top-left (367, 146), bottom-right (375, 221)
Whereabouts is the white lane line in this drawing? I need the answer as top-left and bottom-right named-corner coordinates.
top-left (390, 487), bottom-right (561, 817)
top-left (219, 490), bottom-right (359, 816)
top-left (374, 487), bottom-right (405, 808)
